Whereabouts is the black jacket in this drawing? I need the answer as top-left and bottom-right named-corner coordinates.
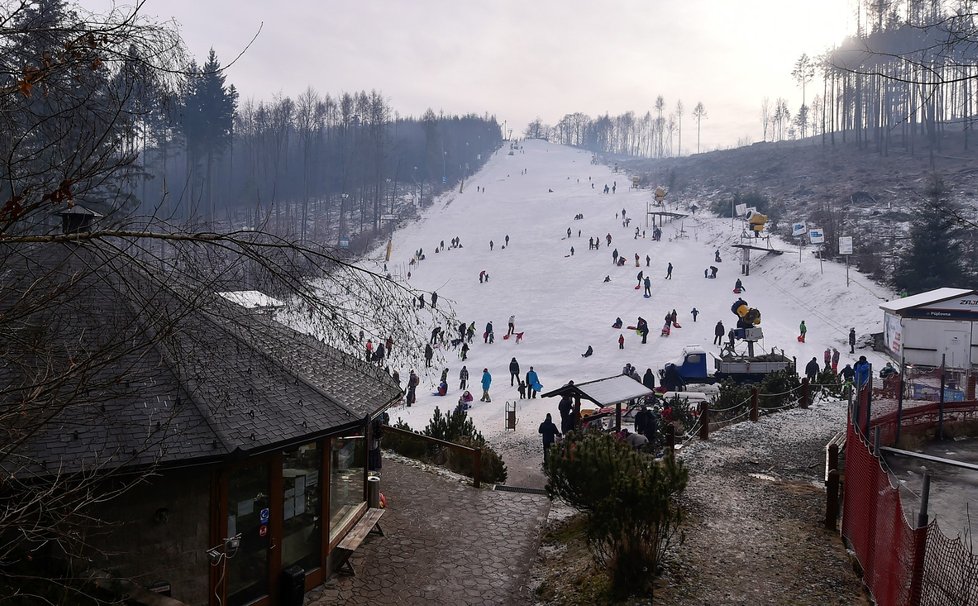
top-left (715, 322), bottom-right (725, 337)
top-left (642, 369), bottom-right (656, 390)
top-left (539, 420), bottom-right (561, 446)
top-left (510, 359), bottom-right (520, 374)
top-left (805, 359), bottom-right (820, 377)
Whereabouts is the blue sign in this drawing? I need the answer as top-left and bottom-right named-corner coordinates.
top-left (259, 507), bottom-right (270, 524)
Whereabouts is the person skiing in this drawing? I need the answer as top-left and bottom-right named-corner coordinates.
top-left (539, 413), bottom-right (561, 463)
top-left (424, 343), bottom-right (434, 367)
top-left (805, 357), bottom-right (820, 383)
top-left (691, 307), bottom-right (699, 322)
top-left (480, 368), bottom-right (492, 402)
top-left (666, 262), bottom-right (673, 279)
top-left (849, 327), bottom-right (856, 354)
top-left (714, 321), bottom-right (725, 346)
top-left (460, 341), bottom-right (469, 360)
top-left (799, 320), bottom-right (807, 343)
top-left (507, 315), bottom-right (516, 337)
top-left (643, 276), bottom-right (652, 297)
top-left (618, 334), bottom-right (625, 349)
top-left (831, 348), bottom-right (840, 374)
top-left (485, 321), bottom-right (494, 343)
top-left (459, 366), bottom-right (469, 390)
top-left (509, 357), bottom-right (520, 385)
top-left (407, 369), bottom-right (419, 407)
top-left (526, 367), bottom-right (540, 398)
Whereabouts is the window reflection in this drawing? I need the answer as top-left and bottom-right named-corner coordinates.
top-left (329, 435), bottom-right (365, 540)
top-left (282, 442), bottom-right (321, 572)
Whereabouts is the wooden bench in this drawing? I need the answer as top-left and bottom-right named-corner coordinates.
top-left (335, 508), bottom-right (385, 576)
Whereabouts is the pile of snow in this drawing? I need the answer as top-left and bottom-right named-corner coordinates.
top-left (345, 140), bottom-right (894, 467)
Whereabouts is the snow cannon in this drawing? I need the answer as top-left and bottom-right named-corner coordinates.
top-left (731, 298), bottom-right (749, 318)
top-left (654, 186), bottom-right (667, 202)
top-left (747, 210), bottom-right (768, 234)
top-left (738, 307), bottom-right (761, 328)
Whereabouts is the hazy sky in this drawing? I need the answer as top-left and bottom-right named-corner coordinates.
top-left (85, 0), bottom-right (855, 151)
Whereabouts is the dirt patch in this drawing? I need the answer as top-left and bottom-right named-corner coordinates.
top-left (530, 403), bottom-right (874, 605)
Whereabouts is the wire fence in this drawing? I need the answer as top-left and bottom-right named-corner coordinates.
top-left (843, 386), bottom-right (978, 606)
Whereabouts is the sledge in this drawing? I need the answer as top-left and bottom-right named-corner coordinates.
top-left (733, 288), bottom-right (742, 294)
top-left (634, 284), bottom-right (641, 289)
top-left (626, 325), bottom-right (637, 330)
top-left (503, 334), bottom-right (511, 340)
top-left (643, 294), bottom-right (652, 298)
top-left (673, 322), bottom-right (682, 328)
top-left (797, 335), bottom-right (805, 342)
top-left (532, 382), bottom-right (543, 392)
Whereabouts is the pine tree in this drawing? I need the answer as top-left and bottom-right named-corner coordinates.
top-left (894, 177), bottom-right (965, 294)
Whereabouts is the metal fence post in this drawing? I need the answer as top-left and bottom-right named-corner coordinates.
top-left (938, 354), bottom-right (946, 441)
top-left (472, 448), bottom-right (482, 488)
top-left (825, 443), bottom-right (840, 530)
top-left (907, 472), bottom-right (931, 606)
top-left (895, 365), bottom-right (905, 446)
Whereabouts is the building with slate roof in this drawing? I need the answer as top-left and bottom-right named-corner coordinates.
top-left (0, 240), bottom-right (401, 605)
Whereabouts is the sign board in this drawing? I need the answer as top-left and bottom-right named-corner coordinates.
top-left (808, 228), bottom-right (825, 244)
top-left (791, 222), bottom-right (807, 237)
top-left (884, 312), bottom-right (903, 358)
top-left (735, 203), bottom-right (748, 216)
top-left (839, 236), bottom-right (853, 255)
top-left (259, 507), bottom-right (270, 523)
top-left (338, 238), bottom-right (350, 249)
top-left (259, 525), bottom-right (268, 537)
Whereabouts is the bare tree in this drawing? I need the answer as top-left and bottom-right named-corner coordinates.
top-left (760, 97), bottom-right (772, 141)
top-left (692, 102), bottom-right (707, 153)
top-left (675, 100), bottom-right (684, 156)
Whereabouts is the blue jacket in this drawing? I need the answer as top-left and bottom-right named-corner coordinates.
top-left (481, 371), bottom-right (492, 390)
top-left (527, 370), bottom-right (539, 387)
top-left (853, 360), bottom-right (872, 388)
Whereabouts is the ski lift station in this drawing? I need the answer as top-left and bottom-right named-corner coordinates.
top-left (880, 288), bottom-right (978, 371)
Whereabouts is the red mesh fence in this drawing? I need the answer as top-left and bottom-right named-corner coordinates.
top-left (842, 407), bottom-right (922, 606)
top-left (843, 387), bottom-right (978, 606)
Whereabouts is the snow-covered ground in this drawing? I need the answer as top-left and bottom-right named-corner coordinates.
top-left (354, 139), bottom-right (895, 473)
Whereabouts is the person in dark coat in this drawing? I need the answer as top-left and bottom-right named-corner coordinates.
top-left (714, 321), bottom-right (724, 346)
top-left (805, 357), bottom-right (820, 383)
top-left (637, 317), bottom-right (649, 344)
top-left (526, 367), bottom-right (540, 398)
top-left (509, 357), bottom-right (520, 386)
top-left (460, 342), bottom-right (469, 360)
top-left (643, 276), bottom-right (651, 296)
top-left (849, 327), bottom-right (856, 354)
top-left (558, 395), bottom-right (574, 433)
top-left (484, 321), bottom-right (494, 343)
top-left (539, 413), bottom-right (561, 463)
top-left (666, 262), bottom-right (673, 279)
top-left (517, 379), bottom-right (527, 399)
top-left (840, 364), bottom-right (855, 383)
top-left (459, 366), bottom-right (469, 390)
top-left (407, 370), bottom-right (419, 407)
top-left (582, 345), bottom-right (594, 357)
top-left (424, 343), bottom-right (434, 367)
top-left (634, 406), bottom-right (652, 437)
top-left (642, 368), bottom-right (656, 391)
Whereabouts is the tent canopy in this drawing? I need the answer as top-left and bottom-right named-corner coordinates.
top-left (540, 375), bottom-right (653, 407)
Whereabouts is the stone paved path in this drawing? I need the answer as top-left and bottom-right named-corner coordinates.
top-left (307, 459), bottom-right (550, 605)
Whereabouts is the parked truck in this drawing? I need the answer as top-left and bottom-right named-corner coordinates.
top-left (661, 346), bottom-right (794, 389)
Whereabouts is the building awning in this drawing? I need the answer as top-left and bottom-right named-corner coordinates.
top-left (880, 288), bottom-right (974, 313)
top-left (540, 375), bottom-right (653, 406)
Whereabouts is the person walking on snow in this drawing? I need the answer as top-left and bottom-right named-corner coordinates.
top-left (484, 321), bottom-right (494, 343)
top-left (634, 253), bottom-right (640, 267)
top-left (636, 270), bottom-right (644, 288)
top-left (460, 341), bottom-right (469, 360)
top-left (509, 357), bottom-right (520, 386)
top-left (619, 333), bottom-right (625, 349)
top-left (424, 343), bottom-right (434, 368)
top-left (646, 254), bottom-right (651, 267)
top-left (567, 227), bottom-right (572, 238)
top-left (507, 315), bottom-right (516, 337)
top-left (606, 233), bottom-right (612, 246)
top-left (612, 249), bottom-right (619, 264)
top-left (849, 328), bottom-right (856, 354)
top-left (526, 367), bottom-right (540, 398)
top-left (691, 307), bottom-right (699, 322)
top-left (480, 369), bottom-right (492, 402)
top-left (459, 366), bottom-right (469, 390)
top-left (831, 348), bottom-right (840, 374)
top-left (407, 369), bottom-right (419, 407)
top-left (799, 320), bottom-right (807, 343)
top-left (505, 234), bottom-right (510, 246)
top-left (666, 262), bottom-right (673, 279)
top-left (805, 357), bottom-right (820, 383)
top-left (431, 291), bottom-right (438, 308)
top-left (490, 240), bottom-right (494, 251)
top-left (643, 276), bottom-right (651, 297)
top-left (823, 347), bottom-right (832, 371)
top-left (714, 321), bottom-right (725, 346)
top-left (539, 414), bottom-right (561, 463)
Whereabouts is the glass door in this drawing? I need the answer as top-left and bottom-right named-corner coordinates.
top-left (282, 442), bottom-right (322, 573)
top-left (226, 462), bottom-right (270, 606)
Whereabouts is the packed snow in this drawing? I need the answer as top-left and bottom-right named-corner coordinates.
top-left (351, 140), bottom-right (895, 474)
